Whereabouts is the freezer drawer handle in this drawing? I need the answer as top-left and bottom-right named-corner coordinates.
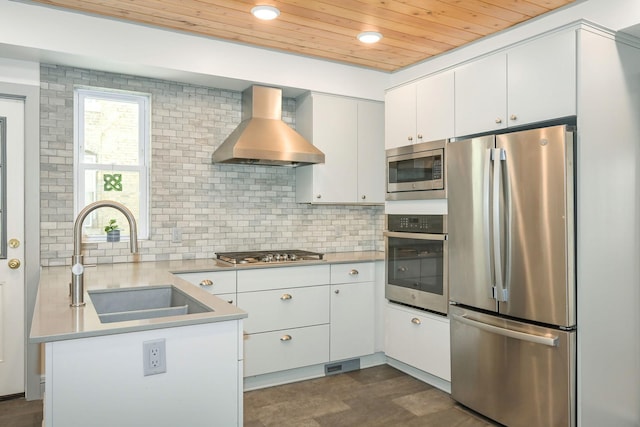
top-left (454, 314), bottom-right (559, 347)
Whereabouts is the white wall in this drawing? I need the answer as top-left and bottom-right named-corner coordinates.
top-left (0, 1), bottom-right (387, 100)
top-left (0, 58), bottom-right (39, 86)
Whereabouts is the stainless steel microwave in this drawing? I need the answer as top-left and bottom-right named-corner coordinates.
top-left (386, 139), bottom-right (447, 200)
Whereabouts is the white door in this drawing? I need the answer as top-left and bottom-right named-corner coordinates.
top-left (0, 97), bottom-right (25, 396)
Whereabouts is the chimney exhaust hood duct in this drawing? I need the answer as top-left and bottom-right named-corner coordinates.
top-left (212, 85), bottom-right (325, 167)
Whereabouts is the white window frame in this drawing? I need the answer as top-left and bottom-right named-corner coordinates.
top-left (73, 87), bottom-right (150, 240)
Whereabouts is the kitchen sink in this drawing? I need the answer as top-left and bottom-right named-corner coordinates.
top-left (88, 285), bottom-right (212, 323)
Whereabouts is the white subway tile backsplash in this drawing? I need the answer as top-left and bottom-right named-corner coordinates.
top-left (40, 64), bottom-right (384, 266)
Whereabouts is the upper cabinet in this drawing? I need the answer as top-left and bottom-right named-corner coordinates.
top-left (385, 71), bottom-right (454, 149)
top-left (296, 92), bottom-right (384, 204)
top-left (455, 30), bottom-right (576, 137)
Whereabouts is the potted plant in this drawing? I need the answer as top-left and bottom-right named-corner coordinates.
top-left (104, 219), bottom-right (120, 242)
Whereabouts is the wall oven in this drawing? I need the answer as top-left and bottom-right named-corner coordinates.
top-left (386, 139), bottom-right (446, 200)
top-left (384, 214), bottom-right (448, 315)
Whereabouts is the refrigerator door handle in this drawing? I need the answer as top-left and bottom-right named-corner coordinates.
top-left (453, 314), bottom-right (559, 347)
top-left (484, 148), bottom-right (494, 300)
top-left (491, 148), bottom-right (507, 302)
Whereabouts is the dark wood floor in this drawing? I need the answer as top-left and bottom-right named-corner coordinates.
top-left (0, 395), bottom-right (43, 427)
top-left (0, 365), bottom-right (497, 426)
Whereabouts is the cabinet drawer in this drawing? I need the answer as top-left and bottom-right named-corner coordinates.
top-left (385, 304), bottom-right (451, 381)
top-left (237, 264), bottom-right (330, 292)
top-left (330, 262), bottom-right (375, 284)
top-left (174, 271), bottom-right (236, 295)
top-left (237, 286), bottom-right (329, 334)
top-left (244, 324), bottom-right (330, 377)
top-left (216, 293), bottom-right (236, 306)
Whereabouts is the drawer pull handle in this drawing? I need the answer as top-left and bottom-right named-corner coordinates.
top-left (334, 289), bottom-right (340, 294)
top-left (280, 335), bottom-right (292, 341)
top-left (349, 269), bottom-right (359, 276)
top-left (280, 293), bottom-right (293, 300)
top-left (199, 279), bottom-right (213, 287)
top-left (411, 317), bottom-right (422, 325)
top-left (227, 300), bottom-right (233, 304)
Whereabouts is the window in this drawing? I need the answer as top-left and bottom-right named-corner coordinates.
top-left (74, 88), bottom-right (150, 240)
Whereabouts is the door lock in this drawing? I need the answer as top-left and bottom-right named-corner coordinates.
top-left (8, 259), bottom-right (21, 269)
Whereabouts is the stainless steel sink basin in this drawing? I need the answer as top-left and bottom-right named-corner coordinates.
top-left (88, 285), bottom-right (212, 323)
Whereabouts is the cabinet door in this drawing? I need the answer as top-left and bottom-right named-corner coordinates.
top-left (330, 282), bottom-right (375, 361)
top-left (385, 304), bottom-right (451, 381)
top-left (455, 53), bottom-right (507, 137)
top-left (416, 72), bottom-right (454, 142)
top-left (312, 94), bottom-right (358, 203)
top-left (507, 30), bottom-right (576, 126)
top-left (356, 100), bottom-right (385, 203)
top-left (385, 83), bottom-right (416, 149)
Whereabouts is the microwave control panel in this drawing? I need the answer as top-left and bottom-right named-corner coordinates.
top-left (387, 214), bottom-right (447, 234)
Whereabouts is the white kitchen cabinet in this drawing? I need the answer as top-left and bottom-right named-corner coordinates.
top-left (506, 30), bottom-right (576, 126)
top-left (295, 93), bottom-right (384, 204)
top-left (454, 53), bottom-right (507, 136)
top-left (385, 303), bottom-right (451, 381)
top-left (357, 100), bottom-right (385, 203)
top-left (416, 72), bottom-right (455, 143)
top-left (385, 83), bottom-right (416, 149)
top-left (329, 263), bottom-right (375, 361)
top-left (455, 30), bottom-right (576, 136)
top-left (385, 71), bottom-right (455, 149)
top-left (244, 324), bottom-right (330, 377)
top-left (237, 264), bottom-right (330, 292)
top-left (237, 264), bottom-right (332, 377)
top-left (174, 270), bottom-right (236, 295)
top-left (237, 285), bottom-right (330, 334)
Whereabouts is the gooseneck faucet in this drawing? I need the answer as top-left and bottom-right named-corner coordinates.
top-left (71, 200), bottom-right (138, 307)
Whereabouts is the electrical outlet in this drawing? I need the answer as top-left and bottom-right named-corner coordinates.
top-left (143, 339), bottom-right (166, 376)
top-left (171, 227), bottom-right (182, 243)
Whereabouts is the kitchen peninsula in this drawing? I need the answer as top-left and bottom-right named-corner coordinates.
top-left (30, 260), bottom-right (247, 427)
top-left (30, 251), bottom-right (383, 427)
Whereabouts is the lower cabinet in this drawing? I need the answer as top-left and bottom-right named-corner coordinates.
top-left (385, 303), bottom-right (451, 381)
top-left (176, 261), bottom-right (380, 379)
top-left (243, 324), bottom-right (330, 377)
top-left (238, 265), bottom-right (332, 377)
top-left (237, 286), bottom-right (330, 334)
top-left (330, 262), bottom-right (376, 361)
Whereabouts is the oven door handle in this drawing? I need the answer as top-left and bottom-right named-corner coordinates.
top-left (383, 231), bottom-right (447, 241)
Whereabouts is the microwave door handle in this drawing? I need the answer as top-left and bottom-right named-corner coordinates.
top-left (484, 148), bottom-right (493, 300)
top-left (453, 314), bottom-right (559, 347)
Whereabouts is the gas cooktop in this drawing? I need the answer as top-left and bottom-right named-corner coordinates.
top-left (215, 250), bottom-right (324, 265)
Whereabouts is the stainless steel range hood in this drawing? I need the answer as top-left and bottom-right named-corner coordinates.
top-left (212, 85), bottom-right (325, 167)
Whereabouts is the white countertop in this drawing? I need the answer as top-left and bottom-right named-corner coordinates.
top-left (30, 251), bottom-right (383, 343)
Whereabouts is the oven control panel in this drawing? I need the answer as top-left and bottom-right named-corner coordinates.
top-left (386, 214), bottom-right (447, 234)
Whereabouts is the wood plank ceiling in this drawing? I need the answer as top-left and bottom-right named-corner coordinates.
top-left (28, 0), bottom-right (575, 72)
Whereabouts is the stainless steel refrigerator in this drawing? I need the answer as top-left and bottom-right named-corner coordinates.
top-left (448, 124), bottom-right (576, 427)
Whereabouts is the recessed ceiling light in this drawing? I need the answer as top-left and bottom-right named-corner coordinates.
top-left (251, 5), bottom-right (280, 20)
top-left (357, 31), bottom-right (383, 44)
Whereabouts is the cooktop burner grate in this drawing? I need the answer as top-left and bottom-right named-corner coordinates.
top-left (215, 250), bottom-right (324, 265)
